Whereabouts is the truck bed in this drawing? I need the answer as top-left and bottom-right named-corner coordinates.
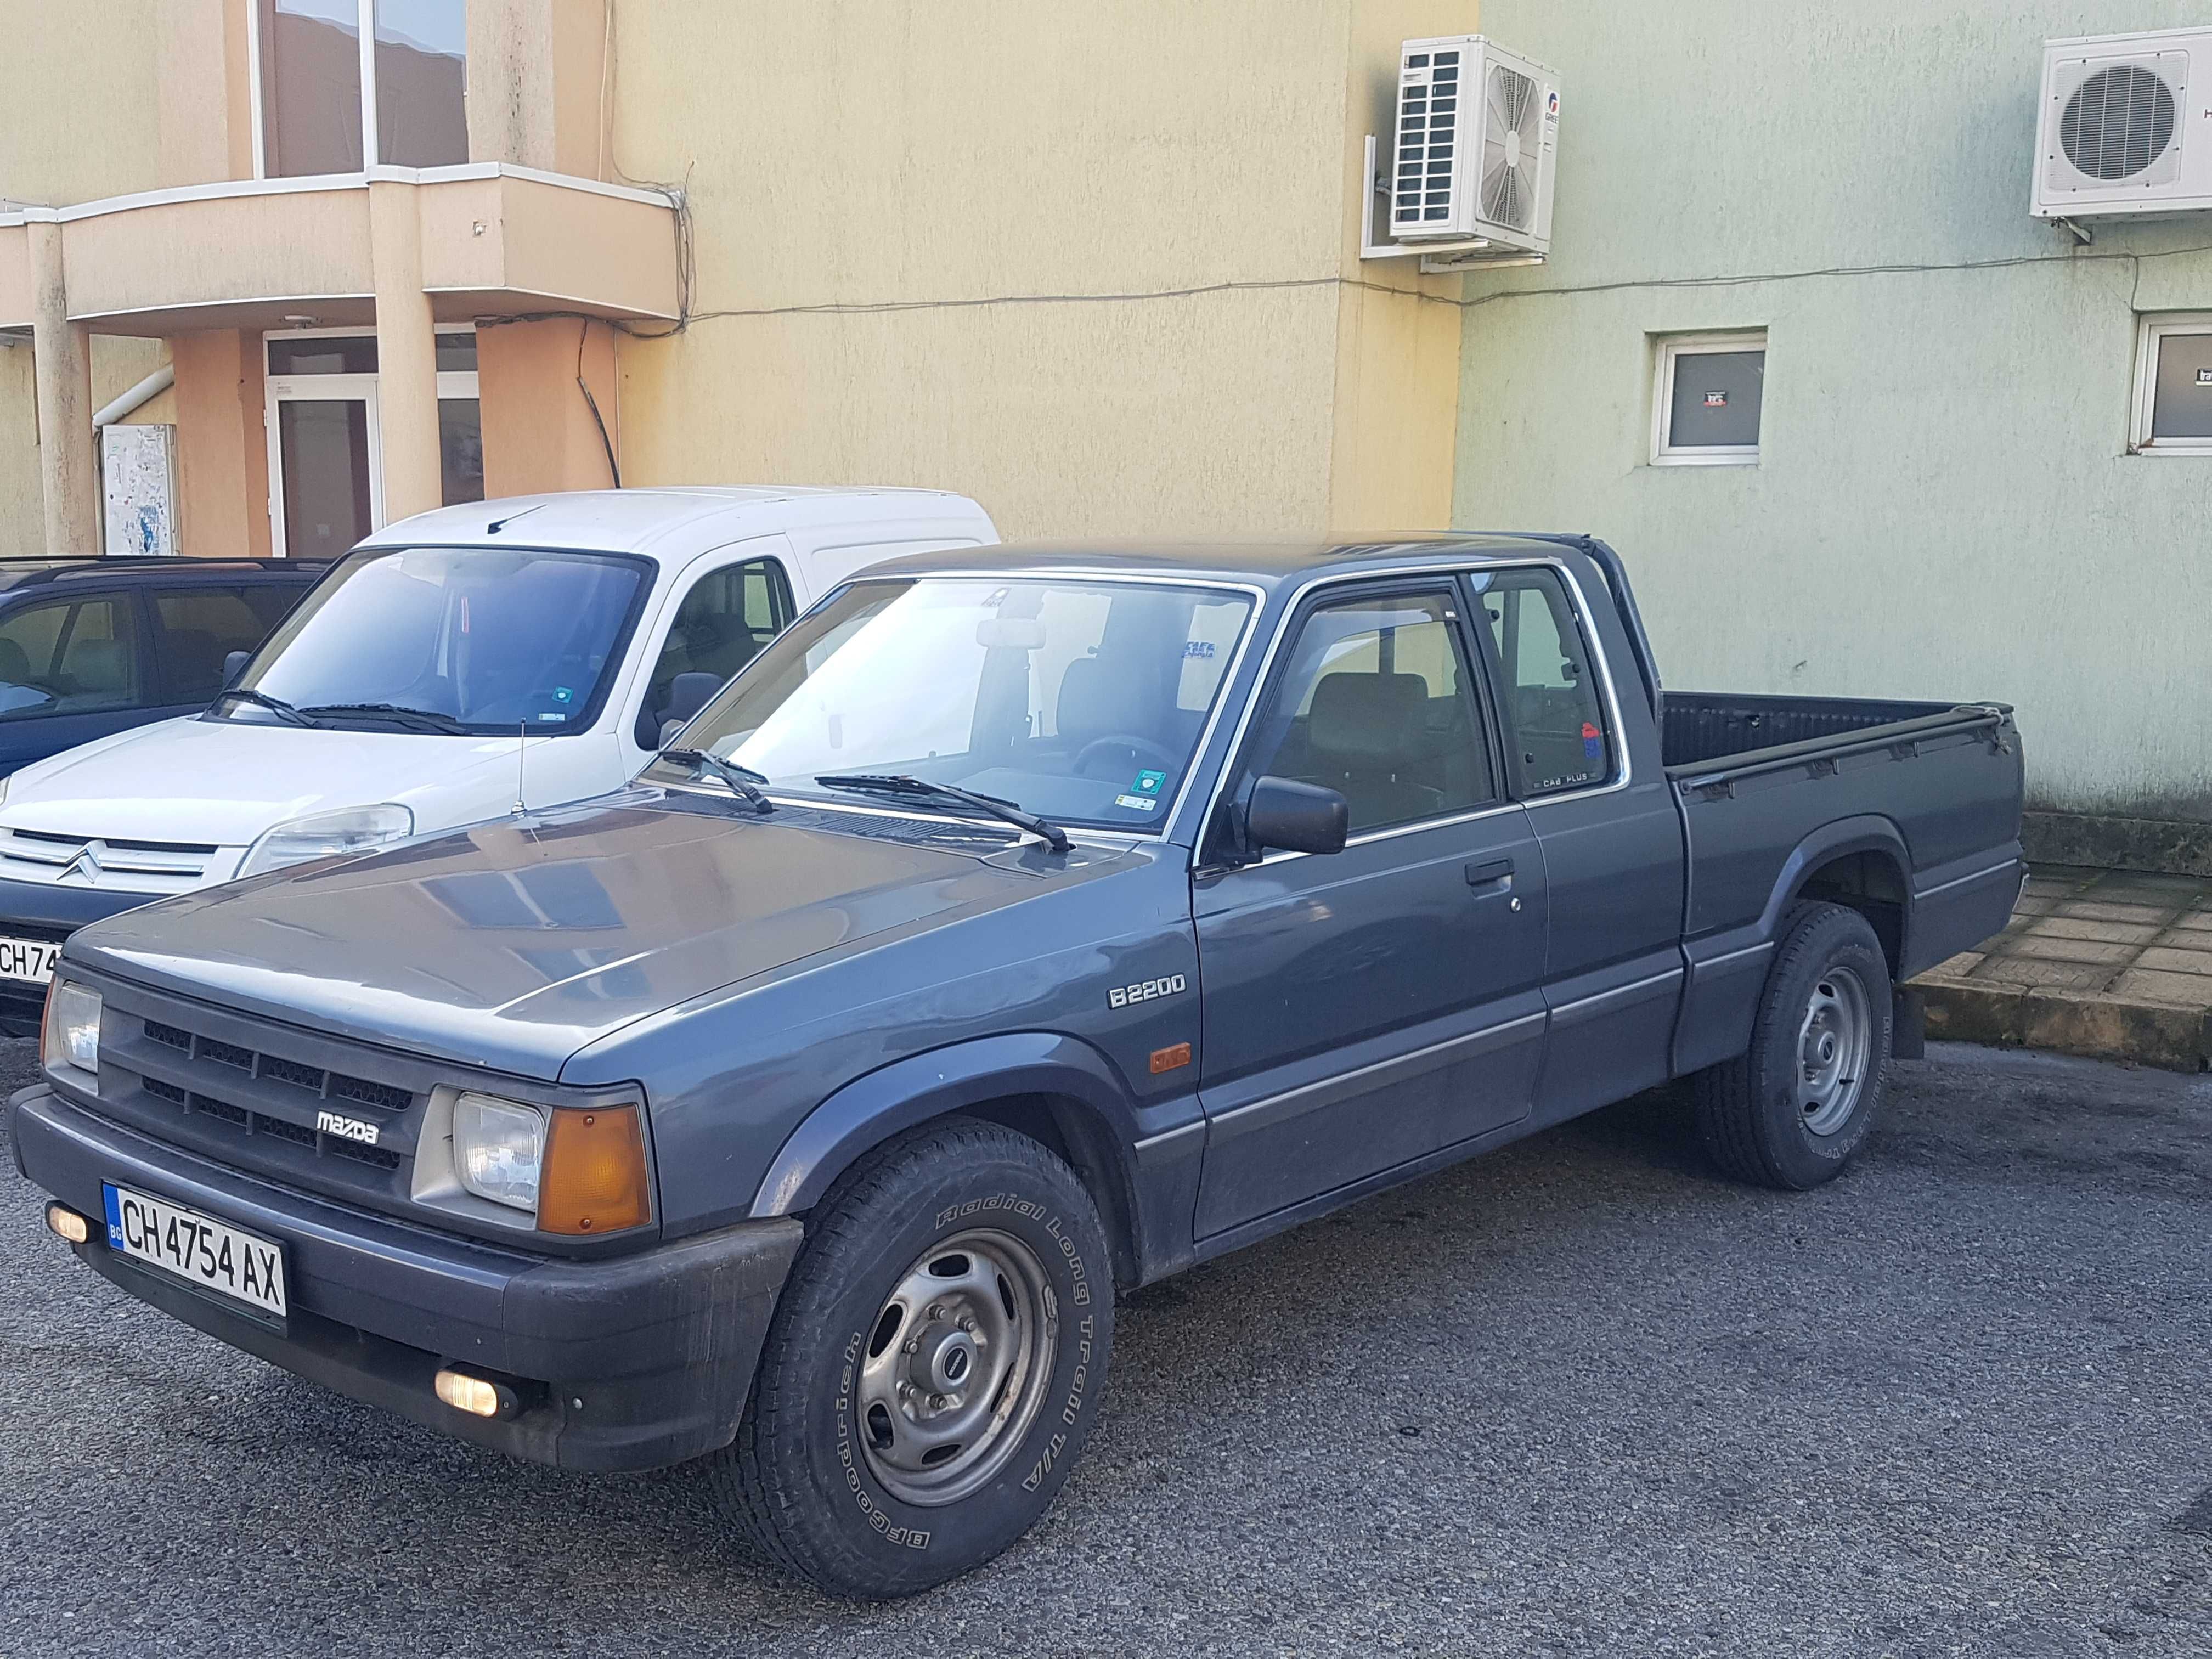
top-left (1661, 690), bottom-right (1970, 771)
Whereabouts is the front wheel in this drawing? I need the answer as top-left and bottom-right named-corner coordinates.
top-left (1693, 900), bottom-right (1893, 1190)
top-left (707, 1119), bottom-right (1114, 1599)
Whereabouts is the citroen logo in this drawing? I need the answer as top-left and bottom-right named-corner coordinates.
top-left (58, 842), bottom-right (105, 884)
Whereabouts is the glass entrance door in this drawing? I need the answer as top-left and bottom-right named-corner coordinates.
top-left (272, 386), bottom-right (381, 560)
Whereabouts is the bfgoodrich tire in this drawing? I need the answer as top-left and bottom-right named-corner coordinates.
top-left (1694, 901), bottom-right (1894, 1191)
top-left (708, 1118), bottom-right (1113, 1599)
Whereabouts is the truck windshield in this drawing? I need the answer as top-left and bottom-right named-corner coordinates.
top-left (657, 575), bottom-right (1254, 831)
top-left (225, 546), bottom-right (650, 736)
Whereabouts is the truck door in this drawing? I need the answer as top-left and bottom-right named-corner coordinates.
top-left (1191, 579), bottom-right (1549, 1243)
top-left (1469, 564), bottom-right (1685, 1127)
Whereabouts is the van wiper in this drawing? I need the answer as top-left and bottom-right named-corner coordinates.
top-left (662, 747), bottom-right (775, 815)
top-left (300, 702), bottom-right (471, 735)
top-left (814, 774), bottom-right (1070, 853)
top-left (210, 686), bottom-right (312, 728)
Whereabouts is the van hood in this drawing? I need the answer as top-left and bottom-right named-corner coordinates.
top-left (0, 715), bottom-right (567, 848)
top-left (68, 793), bottom-right (1108, 1077)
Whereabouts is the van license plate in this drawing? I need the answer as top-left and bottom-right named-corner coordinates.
top-left (101, 1184), bottom-right (288, 1318)
top-left (0, 935), bottom-right (60, 985)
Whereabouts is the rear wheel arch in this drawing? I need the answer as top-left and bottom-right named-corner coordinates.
top-left (1769, 817), bottom-right (1912, 979)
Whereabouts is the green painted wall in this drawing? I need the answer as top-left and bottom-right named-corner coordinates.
top-left (1455, 1), bottom-right (2212, 821)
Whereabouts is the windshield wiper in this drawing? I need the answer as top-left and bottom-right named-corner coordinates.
top-left (814, 774), bottom-right (1070, 853)
top-left (662, 747), bottom-right (775, 815)
top-left (210, 686), bottom-right (312, 728)
top-left (299, 702), bottom-right (471, 735)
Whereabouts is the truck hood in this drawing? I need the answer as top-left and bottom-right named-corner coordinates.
top-left (69, 794), bottom-right (1100, 1077)
top-left (0, 715), bottom-right (557, 848)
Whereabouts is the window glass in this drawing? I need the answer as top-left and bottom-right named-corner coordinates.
top-left (375, 0), bottom-right (468, 167)
top-left (1479, 569), bottom-right (1612, 795)
top-left (438, 398), bottom-right (484, 506)
top-left (236, 548), bottom-right (649, 735)
top-left (261, 0), bottom-right (365, 177)
top-left (151, 588), bottom-right (300, 703)
top-left (1666, 348), bottom-right (1763, 449)
top-left (1241, 590), bottom-right (1493, 836)
top-left (267, 335), bottom-right (378, 376)
top-left (665, 577), bottom-right (1254, 831)
top-left (2150, 329), bottom-right (2212, 441)
top-left (641, 558), bottom-right (797, 736)
top-left (0, 598), bottom-right (142, 721)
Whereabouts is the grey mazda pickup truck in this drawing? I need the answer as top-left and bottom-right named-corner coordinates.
top-left (12, 535), bottom-right (2024, 1597)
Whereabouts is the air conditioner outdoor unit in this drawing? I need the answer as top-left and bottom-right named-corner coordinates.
top-left (2032, 27), bottom-right (2212, 219)
top-left (1389, 35), bottom-right (1558, 254)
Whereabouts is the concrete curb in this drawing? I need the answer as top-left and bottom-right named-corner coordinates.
top-left (1918, 978), bottom-right (2211, 1073)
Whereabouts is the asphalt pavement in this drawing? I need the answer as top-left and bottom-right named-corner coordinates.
top-left (2, 1037), bottom-right (2208, 1658)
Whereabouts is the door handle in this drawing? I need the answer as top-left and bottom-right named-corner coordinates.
top-left (1464, 857), bottom-right (1514, 889)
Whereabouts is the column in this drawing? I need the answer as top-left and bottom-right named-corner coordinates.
top-left (366, 178), bottom-right (443, 523)
top-left (27, 218), bottom-right (96, 557)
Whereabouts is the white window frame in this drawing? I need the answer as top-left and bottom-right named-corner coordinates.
top-left (246, 1), bottom-right (465, 180)
top-left (2130, 313), bottom-right (2212, 457)
top-left (1650, 330), bottom-right (1767, 467)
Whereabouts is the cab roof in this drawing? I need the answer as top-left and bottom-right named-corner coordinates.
top-left (360, 487), bottom-right (993, 561)
top-left (862, 533), bottom-right (1594, 595)
top-left (0, 556), bottom-right (320, 594)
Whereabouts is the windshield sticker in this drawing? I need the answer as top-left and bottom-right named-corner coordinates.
top-left (1132, 769), bottom-right (1166, 795)
top-left (1114, 794), bottom-right (1159, 812)
top-left (554, 686), bottom-right (573, 704)
top-left (537, 712), bottom-right (566, 722)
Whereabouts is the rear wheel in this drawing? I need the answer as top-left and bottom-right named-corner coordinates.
top-left (1694, 901), bottom-right (1893, 1190)
top-left (707, 1119), bottom-right (1113, 1599)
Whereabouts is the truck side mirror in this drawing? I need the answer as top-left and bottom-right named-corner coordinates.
top-left (222, 650), bottom-right (252, 689)
top-left (1243, 776), bottom-right (1348, 857)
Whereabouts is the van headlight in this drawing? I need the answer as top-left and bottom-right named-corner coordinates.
top-left (238, 803), bottom-right (413, 878)
top-left (453, 1093), bottom-right (546, 1214)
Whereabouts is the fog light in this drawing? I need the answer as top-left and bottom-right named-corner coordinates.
top-left (434, 1367), bottom-right (520, 1420)
top-left (44, 1203), bottom-right (90, 1245)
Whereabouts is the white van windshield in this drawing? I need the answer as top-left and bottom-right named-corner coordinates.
top-left (226, 546), bottom-right (650, 735)
top-left (657, 576), bottom-right (1253, 831)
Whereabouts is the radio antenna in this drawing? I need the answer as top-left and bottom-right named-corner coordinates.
top-left (512, 719), bottom-right (527, 816)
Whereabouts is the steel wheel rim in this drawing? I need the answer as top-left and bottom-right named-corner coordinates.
top-left (1796, 964), bottom-right (1872, 1137)
top-left (854, 1227), bottom-right (1058, 1507)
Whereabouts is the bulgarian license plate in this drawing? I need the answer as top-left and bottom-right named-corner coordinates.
top-left (0, 934), bottom-right (60, 985)
top-left (101, 1183), bottom-right (287, 1318)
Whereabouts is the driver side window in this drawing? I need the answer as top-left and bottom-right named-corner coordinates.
top-left (1238, 588), bottom-right (1494, 836)
top-left (639, 557), bottom-right (794, 746)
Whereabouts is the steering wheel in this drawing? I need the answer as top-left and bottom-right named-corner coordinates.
top-left (1073, 733), bottom-right (1178, 778)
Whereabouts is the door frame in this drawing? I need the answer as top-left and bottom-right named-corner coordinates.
top-left (261, 325), bottom-right (481, 557)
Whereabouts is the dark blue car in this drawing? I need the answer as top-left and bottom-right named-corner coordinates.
top-left (0, 557), bottom-right (328, 777)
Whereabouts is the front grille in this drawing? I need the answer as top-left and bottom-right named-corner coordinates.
top-left (0, 828), bottom-right (217, 891)
top-left (99, 997), bottom-right (431, 1197)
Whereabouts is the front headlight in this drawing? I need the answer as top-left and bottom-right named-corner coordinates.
top-left (238, 802), bottom-right (413, 878)
top-left (42, 979), bottom-right (100, 1078)
top-left (454, 1093), bottom-right (546, 1214)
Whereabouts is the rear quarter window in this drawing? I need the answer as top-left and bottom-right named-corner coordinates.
top-left (1478, 568), bottom-right (1614, 795)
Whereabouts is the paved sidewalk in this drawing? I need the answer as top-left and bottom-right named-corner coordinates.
top-left (1915, 864), bottom-right (2212, 1071)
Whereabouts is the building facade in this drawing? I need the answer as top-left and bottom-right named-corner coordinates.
top-left (0, 0), bottom-right (1475, 565)
top-left (1454, 0), bottom-right (2212, 860)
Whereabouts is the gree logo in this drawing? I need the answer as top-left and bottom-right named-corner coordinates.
top-left (1108, 974), bottom-right (1187, 1009)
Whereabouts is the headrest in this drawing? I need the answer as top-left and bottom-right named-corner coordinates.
top-left (1056, 656), bottom-right (1123, 744)
top-left (1307, 672), bottom-right (1430, 769)
top-left (0, 639), bottom-right (27, 683)
top-left (70, 639), bottom-right (131, 691)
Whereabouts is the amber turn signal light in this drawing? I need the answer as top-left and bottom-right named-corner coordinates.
top-left (537, 1104), bottom-right (650, 1235)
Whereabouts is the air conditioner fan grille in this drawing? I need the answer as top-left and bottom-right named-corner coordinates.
top-left (2059, 63), bottom-right (2178, 182)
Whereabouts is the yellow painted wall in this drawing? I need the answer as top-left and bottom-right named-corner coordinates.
top-left (610, 0), bottom-right (1477, 539)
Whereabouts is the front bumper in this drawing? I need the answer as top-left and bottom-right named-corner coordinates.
top-left (0, 876), bottom-right (161, 1035)
top-left (10, 1082), bottom-right (803, 1471)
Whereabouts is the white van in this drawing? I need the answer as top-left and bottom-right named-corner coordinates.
top-left (0, 486), bottom-right (997, 1027)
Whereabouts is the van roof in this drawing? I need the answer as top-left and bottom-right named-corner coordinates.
top-left (359, 487), bottom-right (992, 560)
